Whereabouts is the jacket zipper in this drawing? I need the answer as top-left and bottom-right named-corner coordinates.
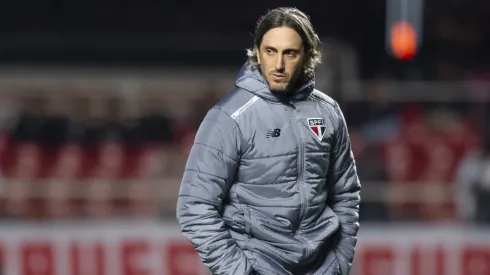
top-left (288, 103), bottom-right (311, 257)
top-left (291, 109), bottom-right (307, 224)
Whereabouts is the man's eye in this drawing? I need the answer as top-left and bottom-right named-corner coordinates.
top-left (266, 49), bottom-right (274, 55)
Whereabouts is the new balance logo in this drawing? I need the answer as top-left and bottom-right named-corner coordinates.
top-left (266, 128), bottom-right (281, 138)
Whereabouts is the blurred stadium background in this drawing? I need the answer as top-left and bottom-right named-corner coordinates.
top-left (0, 1), bottom-right (488, 274)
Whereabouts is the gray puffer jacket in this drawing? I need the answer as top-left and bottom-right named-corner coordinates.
top-left (177, 62), bottom-right (361, 275)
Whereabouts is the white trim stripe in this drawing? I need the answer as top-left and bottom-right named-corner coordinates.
top-left (230, 96), bottom-right (259, 119)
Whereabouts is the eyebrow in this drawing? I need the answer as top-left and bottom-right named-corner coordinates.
top-left (264, 46), bottom-right (301, 53)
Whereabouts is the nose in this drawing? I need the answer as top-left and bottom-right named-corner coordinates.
top-left (275, 54), bottom-right (285, 71)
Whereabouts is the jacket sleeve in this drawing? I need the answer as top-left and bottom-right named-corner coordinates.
top-left (176, 107), bottom-right (254, 275)
top-left (326, 103), bottom-right (361, 275)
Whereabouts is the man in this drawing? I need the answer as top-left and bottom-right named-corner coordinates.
top-left (177, 7), bottom-right (361, 275)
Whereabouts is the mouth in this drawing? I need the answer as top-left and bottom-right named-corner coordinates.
top-left (270, 74), bottom-right (287, 81)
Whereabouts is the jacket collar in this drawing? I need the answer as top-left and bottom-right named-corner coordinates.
top-left (234, 61), bottom-right (315, 103)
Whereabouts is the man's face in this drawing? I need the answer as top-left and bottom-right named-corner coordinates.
top-left (257, 27), bottom-right (305, 93)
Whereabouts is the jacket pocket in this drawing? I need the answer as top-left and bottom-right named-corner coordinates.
top-left (248, 206), bottom-right (295, 237)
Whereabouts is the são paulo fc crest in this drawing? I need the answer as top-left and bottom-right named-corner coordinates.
top-left (307, 118), bottom-right (326, 141)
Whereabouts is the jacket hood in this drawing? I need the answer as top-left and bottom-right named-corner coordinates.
top-left (234, 61), bottom-right (315, 103)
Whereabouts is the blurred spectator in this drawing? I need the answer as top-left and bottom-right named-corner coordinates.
top-left (455, 143), bottom-right (490, 225)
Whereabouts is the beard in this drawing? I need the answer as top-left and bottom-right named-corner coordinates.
top-left (270, 83), bottom-right (289, 93)
top-left (268, 71), bottom-right (301, 94)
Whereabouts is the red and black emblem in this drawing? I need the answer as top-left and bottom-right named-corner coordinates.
top-left (307, 118), bottom-right (326, 141)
